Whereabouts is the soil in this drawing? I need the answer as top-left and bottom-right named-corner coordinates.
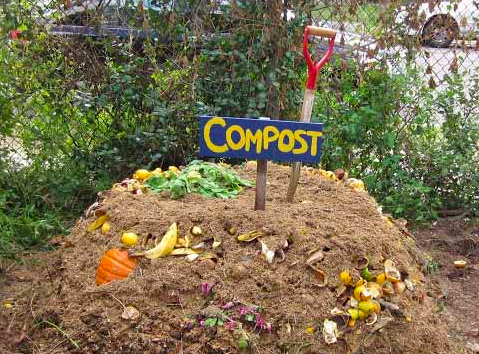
top-left (0, 163), bottom-right (461, 354)
top-left (413, 219), bottom-right (479, 354)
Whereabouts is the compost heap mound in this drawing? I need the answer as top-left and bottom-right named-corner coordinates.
top-left (4, 163), bottom-right (451, 354)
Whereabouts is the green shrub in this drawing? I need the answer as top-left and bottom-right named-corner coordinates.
top-left (313, 59), bottom-right (479, 221)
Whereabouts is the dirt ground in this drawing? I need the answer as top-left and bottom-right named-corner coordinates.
top-left (413, 218), bottom-right (479, 354)
top-left (0, 163), bottom-right (476, 353)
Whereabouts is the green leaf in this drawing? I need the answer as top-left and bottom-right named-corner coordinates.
top-left (205, 318), bottom-right (218, 327)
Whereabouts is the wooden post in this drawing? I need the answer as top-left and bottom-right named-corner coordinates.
top-left (255, 117), bottom-right (270, 211)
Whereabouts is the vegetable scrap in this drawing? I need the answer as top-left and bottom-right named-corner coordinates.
top-left (319, 258), bottom-right (415, 345)
top-left (110, 161), bottom-right (253, 199)
top-left (453, 260), bottom-right (467, 268)
top-left (259, 240), bottom-right (275, 263)
top-left (96, 249), bottom-right (137, 285)
top-left (196, 290), bottom-right (272, 339)
top-left (145, 160), bottom-right (254, 199)
top-left (87, 214), bottom-right (109, 232)
top-left (201, 282), bottom-right (214, 298)
top-left (303, 166), bottom-right (366, 192)
top-left (101, 221), bottom-right (111, 234)
top-left (143, 222), bottom-right (178, 259)
top-left (237, 230), bottom-right (263, 242)
top-left (322, 319), bottom-right (338, 344)
top-left (121, 305), bottom-right (140, 320)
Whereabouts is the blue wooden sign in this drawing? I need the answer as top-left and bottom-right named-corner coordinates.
top-left (199, 116), bottom-right (323, 163)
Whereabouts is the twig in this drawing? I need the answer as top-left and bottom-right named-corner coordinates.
top-left (30, 292), bottom-right (37, 320)
top-left (43, 320), bottom-right (79, 349)
top-left (45, 330), bottom-right (80, 354)
top-left (108, 293), bottom-right (126, 310)
top-left (176, 291), bottom-right (187, 319)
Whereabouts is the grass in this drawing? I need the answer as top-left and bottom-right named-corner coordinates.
top-left (425, 260), bottom-right (440, 275)
top-left (0, 164), bottom-right (112, 259)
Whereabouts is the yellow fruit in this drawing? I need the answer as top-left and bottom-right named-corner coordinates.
top-left (371, 299), bottom-right (381, 313)
top-left (358, 300), bottom-right (377, 314)
top-left (339, 270), bottom-right (352, 285)
top-left (353, 285), bottom-right (365, 301)
top-left (305, 326), bottom-right (315, 334)
top-left (150, 168), bottom-right (162, 176)
top-left (168, 166), bottom-right (179, 173)
top-left (358, 309), bottom-right (369, 320)
top-left (133, 169), bottom-right (151, 181)
top-left (360, 288), bottom-right (373, 301)
top-left (121, 232), bottom-right (139, 247)
top-left (366, 282), bottom-right (383, 299)
top-left (355, 277), bottom-right (366, 287)
top-left (347, 308), bottom-right (360, 320)
top-left (384, 259), bottom-right (401, 282)
top-left (376, 273), bottom-right (387, 285)
top-left (350, 179), bottom-right (365, 191)
top-left (101, 221), bottom-right (111, 234)
top-left (348, 318), bottom-right (356, 327)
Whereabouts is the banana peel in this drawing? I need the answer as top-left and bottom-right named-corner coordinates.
top-left (170, 248), bottom-right (198, 256)
top-left (87, 214), bottom-right (109, 232)
top-left (237, 230), bottom-right (263, 242)
top-left (144, 223), bottom-right (178, 259)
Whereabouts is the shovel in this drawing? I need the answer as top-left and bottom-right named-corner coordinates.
top-left (286, 26), bottom-right (336, 203)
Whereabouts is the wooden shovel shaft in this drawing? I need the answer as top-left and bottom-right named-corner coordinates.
top-left (286, 89), bottom-right (316, 203)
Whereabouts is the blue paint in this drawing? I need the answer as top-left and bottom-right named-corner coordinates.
top-left (199, 116), bottom-right (323, 163)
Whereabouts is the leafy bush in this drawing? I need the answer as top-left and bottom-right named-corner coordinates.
top-left (313, 59), bottom-right (479, 221)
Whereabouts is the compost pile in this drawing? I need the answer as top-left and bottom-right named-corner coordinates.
top-left (1, 162), bottom-right (452, 354)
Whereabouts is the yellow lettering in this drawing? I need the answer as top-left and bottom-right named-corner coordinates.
top-left (307, 131), bottom-right (323, 156)
top-left (263, 126), bottom-right (280, 150)
top-left (293, 130), bottom-right (308, 154)
top-left (278, 129), bottom-right (295, 153)
top-left (226, 125), bottom-right (246, 150)
top-left (245, 129), bottom-right (262, 153)
top-left (204, 117), bottom-right (228, 153)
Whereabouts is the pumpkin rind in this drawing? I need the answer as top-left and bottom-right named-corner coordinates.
top-left (96, 249), bottom-right (137, 285)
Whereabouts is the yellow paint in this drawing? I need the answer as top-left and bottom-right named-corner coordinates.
top-left (204, 117), bottom-right (228, 153)
top-left (245, 128), bottom-right (262, 153)
top-left (307, 131), bottom-right (323, 156)
top-left (226, 125), bottom-right (246, 150)
top-left (278, 129), bottom-right (295, 153)
top-left (293, 130), bottom-right (308, 154)
top-left (263, 126), bottom-right (280, 150)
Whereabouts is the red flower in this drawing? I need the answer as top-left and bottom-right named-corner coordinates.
top-left (10, 29), bottom-right (22, 40)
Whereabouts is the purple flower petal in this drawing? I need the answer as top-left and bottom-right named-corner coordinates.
top-left (201, 282), bottom-right (213, 297)
top-left (222, 302), bottom-right (235, 310)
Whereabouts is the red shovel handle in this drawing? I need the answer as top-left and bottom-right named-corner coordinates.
top-left (303, 26), bottom-right (336, 90)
